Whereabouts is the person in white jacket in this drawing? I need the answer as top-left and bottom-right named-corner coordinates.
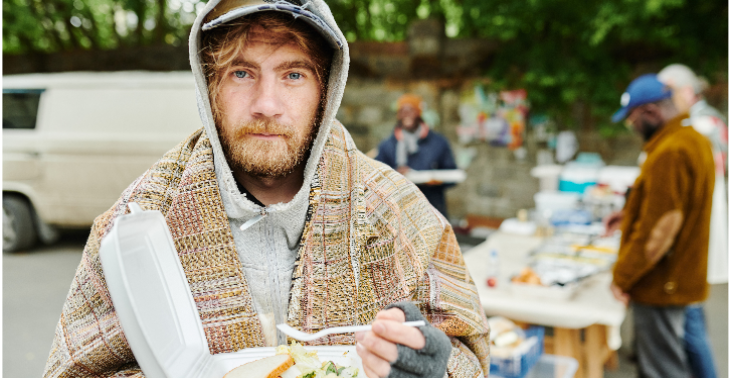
top-left (658, 63), bottom-right (725, 378)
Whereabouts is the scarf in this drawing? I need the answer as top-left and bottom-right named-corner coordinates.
top-left (395, 123), bottom-right (428, 167)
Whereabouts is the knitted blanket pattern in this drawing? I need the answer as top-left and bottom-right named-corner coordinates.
top-left (43, 124), bottom-right (489, 377)
top-left (287, 122), bottom-right (490, 377)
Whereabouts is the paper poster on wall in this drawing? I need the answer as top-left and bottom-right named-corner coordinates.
top-left (456, 84), bottom-right (528, 150)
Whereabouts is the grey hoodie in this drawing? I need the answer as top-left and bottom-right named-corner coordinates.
top-left (188, 0), bottom-right (350, 345)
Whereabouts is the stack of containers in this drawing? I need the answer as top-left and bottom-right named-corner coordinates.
top-left (490, 326), bottom-right (545, 378)
top-left (558, 153), bottom-right (604, 194)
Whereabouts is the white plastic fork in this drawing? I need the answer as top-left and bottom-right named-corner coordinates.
top-left (277, 321), bottom-right (426, 342)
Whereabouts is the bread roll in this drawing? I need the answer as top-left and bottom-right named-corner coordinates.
top-left (224, 354), bottom-right (295, 378)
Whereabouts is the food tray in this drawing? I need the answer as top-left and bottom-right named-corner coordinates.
top-left (508, 281), bottom-right (581, 301)
top-left (99, 203), bottom-right (362, 378)
top-left (405, 169), bottom-right (466, 184)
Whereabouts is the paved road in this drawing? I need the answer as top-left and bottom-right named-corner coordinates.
top-left (4, 231), bottom-right (728, 378)
top-left (3, 230), bottom-right (89, 378)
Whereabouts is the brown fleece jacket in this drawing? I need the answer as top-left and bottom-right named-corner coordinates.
top-left (613, 114), bottom-right (715, 306)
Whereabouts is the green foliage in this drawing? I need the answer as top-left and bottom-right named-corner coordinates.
top-left (2, 0), bottom-right (200, 53)
top-left (4, 0), bottom-right (727, 133)
top-left (455, 0), bottom-right (727, 132)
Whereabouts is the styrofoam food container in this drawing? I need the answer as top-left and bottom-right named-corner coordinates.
top-left (499, 218), bottom-right (537, 236)
top-left (597, 165), bottom-right (640, 194)
top-left (99, 203), bottom-right (362, 378)
top-left (533, 191), bottom-right (580, 212)
top-left (530, 165), bottom-right (563, 192)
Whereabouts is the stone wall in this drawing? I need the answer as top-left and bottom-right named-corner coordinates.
top-left (4, 19), bottom-right (723, 221)
top-left (337, 75), bottom-right (646, 220)
top-left (339, 20), bottom-right (647, 221)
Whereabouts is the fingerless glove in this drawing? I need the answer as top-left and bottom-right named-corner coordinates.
top-left (383, 302), bottom-right (452, 378)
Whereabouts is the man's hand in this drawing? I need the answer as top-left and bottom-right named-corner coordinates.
top-left (396, 166), bottom-right (411, 175)
top-left (355, 308), bottom-right (426, 378)
top-left (603, 210), bottom-right (625, 237)
top-left (610, 282), bottom-right (630, 306)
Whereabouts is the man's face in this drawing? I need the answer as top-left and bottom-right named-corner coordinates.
top-left (216, 29), bottom-right (322, 178)
top-left (397, 104), bottom-right (420, 131)
top-left (660, 77), bottom-right (698, 114)
top-left (626, 104), bottom-right (663, 141)
top-left (671, 86), bottom-right (696, 114)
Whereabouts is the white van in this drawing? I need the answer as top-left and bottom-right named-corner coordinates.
top-left (3, 71), bottom-right (202, 252)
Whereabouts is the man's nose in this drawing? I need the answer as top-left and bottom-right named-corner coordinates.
top-left (250, 78), bottom-right (284, 118)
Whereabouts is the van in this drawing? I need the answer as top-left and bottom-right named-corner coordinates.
top-left (3, 71), bottom-right (202, 252)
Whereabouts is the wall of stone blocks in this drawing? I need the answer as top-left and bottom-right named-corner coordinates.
top-left (334, 20), bottom-right (651, 222)
top-left (337, 75), bottom-right (646, 222)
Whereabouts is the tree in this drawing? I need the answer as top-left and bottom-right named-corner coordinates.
top-left (2, 0), bottom-right (200, 53)
top-left (4, 0), bottom-right (727, 133)
top-left (455, 0), bottom-right (728, 134)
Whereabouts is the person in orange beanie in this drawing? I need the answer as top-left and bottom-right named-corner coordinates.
top-left (375, 94), bottom-right (457, 218)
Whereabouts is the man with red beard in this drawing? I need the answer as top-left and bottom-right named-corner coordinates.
top-left (43, 1), bottom-right (490, 378)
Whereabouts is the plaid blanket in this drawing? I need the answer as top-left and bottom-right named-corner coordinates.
top-left (43, 122), bottom-right (490, 377)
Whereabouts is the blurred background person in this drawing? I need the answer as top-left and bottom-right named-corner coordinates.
top-left (609, 74), bottom-right (715, 378)
top-left (658, 63), bottom-right (725, 378)
top-left (375, 94), bottom-right (457, 218)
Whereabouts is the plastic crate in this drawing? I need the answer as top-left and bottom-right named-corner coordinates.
top-left (490, 326), bottom-right (545, 378)
top-left (524, 355), bottom-right (578, 378)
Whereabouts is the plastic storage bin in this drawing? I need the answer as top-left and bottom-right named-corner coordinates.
top-left (533, 191), bottom-right (580, 212)
top-left (490, 326), bottom-right (545, 378)
top-left (523, 355), bottom-right (579, 378)
top-left (493, 354), bottom-right (578, 378)
top-left (558, 168), bottom-right (599, 193)
top-left (558, 161), bottom-right (601, 194)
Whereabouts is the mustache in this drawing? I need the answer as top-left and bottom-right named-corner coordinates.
top-left (232, 118), bottom-right (293, 139)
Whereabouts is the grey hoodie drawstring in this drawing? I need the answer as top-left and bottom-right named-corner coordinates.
top-left (240, 208), bottom-right (268, 231)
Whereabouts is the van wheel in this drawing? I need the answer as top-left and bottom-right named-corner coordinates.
top-left (3, 196), bottom-right (38, 253)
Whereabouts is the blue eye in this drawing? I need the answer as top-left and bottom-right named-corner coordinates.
top-left (288, 73), bottom-right (302, 80)
top-left (234, 71), bottom-right (247, 78)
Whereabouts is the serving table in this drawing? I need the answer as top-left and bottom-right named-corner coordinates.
top-left (463, 232), bottom-right (626, 378)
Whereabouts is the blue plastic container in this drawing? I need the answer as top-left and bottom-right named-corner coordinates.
top-left (490, 326), bottom-right (545, 378)
top-left (558, 180), bottom-right (596, 193)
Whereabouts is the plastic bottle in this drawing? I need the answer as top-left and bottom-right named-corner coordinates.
top-left (486, 249), bottom-right (500, 288)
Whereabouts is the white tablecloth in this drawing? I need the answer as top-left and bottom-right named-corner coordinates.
top-left (463, 232), bottom-right (626, 350)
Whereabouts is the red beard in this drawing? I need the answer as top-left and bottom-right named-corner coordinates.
top-left (218, 117), bottom-right (315, 178)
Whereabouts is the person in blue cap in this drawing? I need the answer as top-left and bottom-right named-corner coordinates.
top-left (605, 74), bottom-right (716, 378)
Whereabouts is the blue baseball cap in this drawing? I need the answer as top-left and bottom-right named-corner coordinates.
top-left (611, 74), bottom-right (673, 123)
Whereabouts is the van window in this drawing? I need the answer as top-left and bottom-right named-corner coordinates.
top-left (3, 89), bottom-right (44, 130)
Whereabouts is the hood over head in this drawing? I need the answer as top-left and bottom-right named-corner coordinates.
top-left (188, 0), bottom-right (349, 218)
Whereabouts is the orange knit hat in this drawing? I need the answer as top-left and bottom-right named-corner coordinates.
top-left (397, 94), bottom-right (423, 115)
